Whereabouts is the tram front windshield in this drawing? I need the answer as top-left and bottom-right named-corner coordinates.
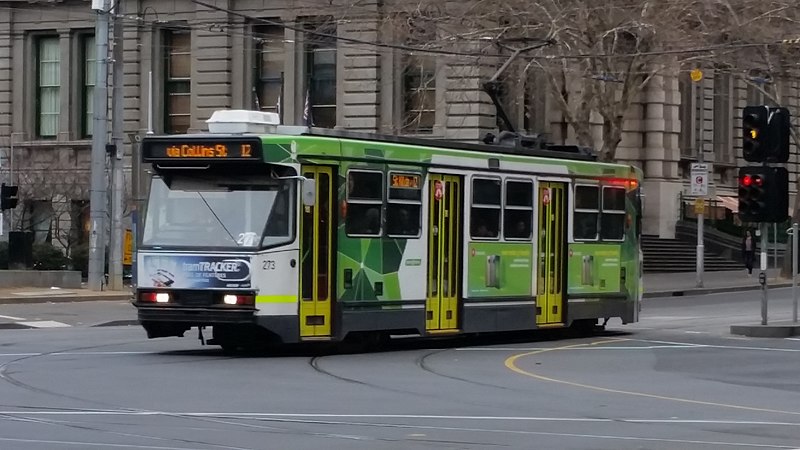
top-left (142, 174), bottom-right (294, 249)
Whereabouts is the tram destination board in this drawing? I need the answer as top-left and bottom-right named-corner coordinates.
top-left (142, 136), bottom-right (263, 163)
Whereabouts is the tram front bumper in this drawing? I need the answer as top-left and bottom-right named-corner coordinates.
top-left (134, 304), bottom-right (257, 324)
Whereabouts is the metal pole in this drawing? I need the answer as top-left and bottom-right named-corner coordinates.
top-left (792, 222), bottom-right (798, 323)
top-left (696, 120), bottom-right (704, 288)
top-left (147, 71), bottom-right (154, 135)
top-left (773, 223), bottom-right (777, 269)
top-left (761, 223), bottom-right (769, 325)
top-left (88, 0), bottom-right (110, 291)
top-left (108, 1), bottom-right (124, 291)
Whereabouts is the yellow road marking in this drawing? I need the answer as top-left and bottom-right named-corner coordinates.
top-left (504, 338), bottom-right (800, 416)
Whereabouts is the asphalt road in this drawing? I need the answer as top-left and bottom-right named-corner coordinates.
top-left (0, 289), bottom-right (799, 449)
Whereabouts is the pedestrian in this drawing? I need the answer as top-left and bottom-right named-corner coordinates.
top-left (742, 229), bottom-right (756, 275)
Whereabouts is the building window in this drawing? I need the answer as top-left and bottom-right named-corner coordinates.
top-left (345, 170), bottom-right (383, 236)
top-left (37, 36), bottom-right (60, 138)
top-left (678, 74), bottom-right (713, 159)
top-left (713, 72), bottom-right (733, 164)
top-left (255, 25), bottom-right (284, 121)
top-left (470, 177), bottom-right (501, 239)
top-left (402, 55), bottom-right (436, 134)
top-left (400, 18), bottom-right (436, 134)
top-left (82, 34), bottom-right (95, 138)
top-left (164, 29), bottom-right (191, 134)
top-left (304, 22), bottom-right (336, 128)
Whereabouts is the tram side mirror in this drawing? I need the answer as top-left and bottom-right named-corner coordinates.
top-left (301, 178), bottom-right (316, 206)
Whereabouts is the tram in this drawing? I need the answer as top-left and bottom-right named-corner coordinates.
top-left (133, 109), bottom-right (643, 350)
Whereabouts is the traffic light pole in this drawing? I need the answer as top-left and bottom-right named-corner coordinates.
top-left (760, 222), bottom-right (769, 325)
top-left (696, 141), bottom-right (704, 288)
top-left (88, 0), bottom-right (110, 291)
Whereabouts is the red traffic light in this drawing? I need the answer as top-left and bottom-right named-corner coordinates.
top-left (740, 175), bottom-right (763, 187)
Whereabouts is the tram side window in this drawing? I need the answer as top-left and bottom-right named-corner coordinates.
top-left (471, 177), bottom-right (501, 239)
top-left (600, 187), bottom-right (626, 240)
top-left (346, 170), bottom-right (383, 236)
top-left (573, 185), bottom-right (599, 240)
top-left (386, 172), bottom-right (422, 237)
top-left (504, 180), bottom-right (533, 239)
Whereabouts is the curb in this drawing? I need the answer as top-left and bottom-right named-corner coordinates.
top-left (644, 281), bottom-right (794, 299)
top-left (730, 323), bottom-right (800, 338)
top-left (0, 294), bottom-right (133, 305)
top-left (91, 319), bottom-right (140, 327)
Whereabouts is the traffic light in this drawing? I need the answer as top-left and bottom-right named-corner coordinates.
top-left (742, 105), bottom-right (790, 163)
top-left (0, 183), bottom-right (18, 211)
top-left (738, 166), bottom-right (788, 223)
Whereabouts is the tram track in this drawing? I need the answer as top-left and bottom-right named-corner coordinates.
top-left (0, 340), bottom-right (294, 449)
top-left (308, 347), bottom-right (525, 411)
top-left (0, 338), bottom-right (407, 448)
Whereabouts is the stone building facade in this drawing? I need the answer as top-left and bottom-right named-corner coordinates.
top-left (0, 0), bottom-right (798, 249)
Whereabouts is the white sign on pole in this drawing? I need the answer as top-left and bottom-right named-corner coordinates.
top-left (690, 163), bottom-right (709, 196)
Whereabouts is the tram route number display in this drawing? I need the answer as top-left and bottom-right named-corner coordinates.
top-left (142, 137), bottom-right (262, 161)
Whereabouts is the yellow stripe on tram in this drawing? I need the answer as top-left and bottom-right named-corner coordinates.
top-left (256, 295), bottom-right (297, 304)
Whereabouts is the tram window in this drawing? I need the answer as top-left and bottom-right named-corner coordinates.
top-left (504, 180), bottom-right (533, 240)
top-left (386, 172), bottom-right (422, 237)
top-left (504, 210), bottom-right (532, 239)
top-left (573, 185), bottom-right (599, 241)
top-left (471, 177), bottom-right (501, 239)
top-left (387, 204), bottom-right (421, 236)
top-left (600, 187), bottom-right (626, 240)
top-left (346, 203), bottom-right (382, 236)
top-left (574, 212), bottom-right (599, 240)
top-left (347, 171), bottom-right (383, 201)
top-left (471, 208), bottom-right (500, 238)
top-left (472, 178), bottom-right (501, 205)
top-left (603, 186), bottom-right (626, 211)
top-left (506, 180), bottom-right (533, 206)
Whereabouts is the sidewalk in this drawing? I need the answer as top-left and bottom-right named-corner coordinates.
top-left (644, 268), bottom-right (792, 298)
top-left (0, 286), bottom-right (133, 304)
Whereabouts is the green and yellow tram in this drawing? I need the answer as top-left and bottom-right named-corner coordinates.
top-left (133, 110), bottom-right (643, 350)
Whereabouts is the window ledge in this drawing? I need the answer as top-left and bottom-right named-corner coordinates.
top-left (12, 140), bottom-right (92, 148)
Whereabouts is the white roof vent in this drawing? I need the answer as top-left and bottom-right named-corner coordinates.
top-left (206, 109), bottom-right (280, 134)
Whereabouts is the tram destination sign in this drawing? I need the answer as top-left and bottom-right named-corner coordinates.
top-left (142, 136), bottom-right (263, 162)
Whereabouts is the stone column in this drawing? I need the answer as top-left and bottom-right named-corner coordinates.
top-left (642, 69), bottom-right (683, 238)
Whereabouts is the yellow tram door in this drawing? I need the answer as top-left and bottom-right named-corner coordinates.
top-left (299, 166), bottom-right (334, 338)
top-left (536, 182), bottom-right (566, 325)
top-left (426, 174), bottom-right (461, 332)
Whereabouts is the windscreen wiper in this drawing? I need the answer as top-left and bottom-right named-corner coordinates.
top-left (197, 193), bottom-right (239, 246)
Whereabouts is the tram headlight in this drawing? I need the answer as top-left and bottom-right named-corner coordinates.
top-left (139, 292), bottom-right (170, 303)
top-left (221, 294), bottom-right (255, 306)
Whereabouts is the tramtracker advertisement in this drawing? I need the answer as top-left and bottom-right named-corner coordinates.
top-left (141, 254), bottom-right (252, 289)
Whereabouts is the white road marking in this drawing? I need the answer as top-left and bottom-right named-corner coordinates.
top-left (457, 345), bottom-right (699, 351)
top-left (0, 437), bottom-right (207, 449)
top-left (0, 314), bottom-right (25, 321)
top-left (2, 412), bottom-right (795, 449)
top-left (0, 351), bottom-right (153, 357)
top-left (17, 321), bottom-right (71, 328)
top-left (632, 338), bottom-right (800, 353)
top-left (2, 410), bottom-right (800, 427)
